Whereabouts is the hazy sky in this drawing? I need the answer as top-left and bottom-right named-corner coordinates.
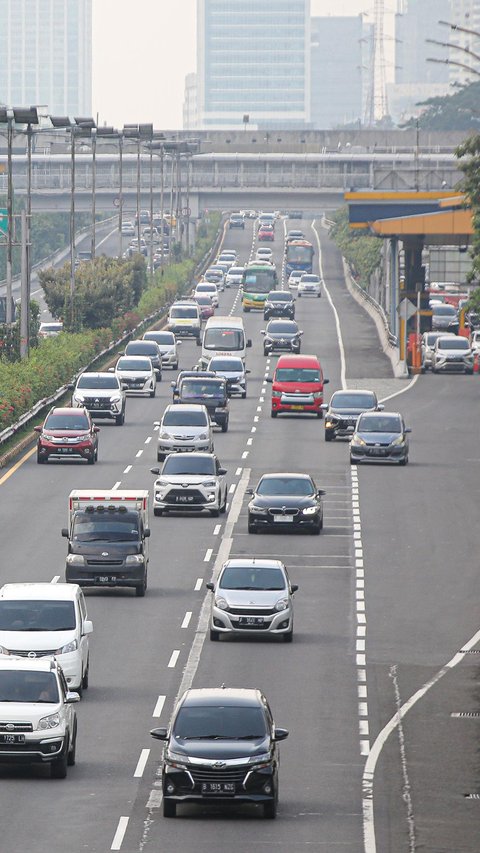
top-left (92, 0), bottom-right (390, 129)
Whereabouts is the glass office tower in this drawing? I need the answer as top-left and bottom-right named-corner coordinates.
top-left (197, 0), bottom-right (310, 129)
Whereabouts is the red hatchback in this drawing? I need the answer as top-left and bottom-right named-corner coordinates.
top-left (35, 407), bottom-right (99, 464)
top-left (258, 225), bottom-right (274, 242)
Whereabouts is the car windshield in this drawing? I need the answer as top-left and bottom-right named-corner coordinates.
top-left (257, 476), bottom-right (314, 496)
top-left (268, 292), bottom-right (291, 302)
top-left (163, 411), bottom-right (208, 427)
top-left (331, 392), bottom-right (375, 409)
top-left (0, 671), bottom-right (59, 703)
top-left (433, 306), bottom-right (457, 316)
top-left (209, 359), bottom-right (243, 371)
top-left (301, 276), bottom-right (319, 283)
top-left (126, 343), bottom-right (157, 356)
top-left (0, 601), bottom-right (76, 631)
top-left (358, 416), bottom-right (401, 433)
top-left (72, 512), bottom-right (140, 542)
top-left (220, 567), bottom-right (286, 591)
top-left (173, 705), bottom-right (267, 740)
top-left (267, 322), bottom-right (298, 334)
top-left (40, 323), bottom-right (63, 332)
top-left (117, 358), bottom-right (151, 371)
top-left (180, 380), bottom-right (224, 398)
top-left (275, 368), bottom-right (320, 382)
top-left (44, 414), bottom-right (89, 431)
top-left (424, 333), bottom-right (443, 345)
top-left (77, 375), bottom-right (118, 389)
top-left (162, 456), bottom-right (215, 476)
top-left (144, 333), bottom-right (174, 345)
top-left (229, 268), bottom-right (244, 275)
top-left (439, 338), bottom-right (469, 350)
top-left (204, 329), bottom-right (244, 351)
top-left (170, 307), bottom-right (198, 318)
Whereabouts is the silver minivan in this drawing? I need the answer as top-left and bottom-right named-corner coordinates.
top-left (155, 403), bottom-right (213, 461)
top-left (143, 330), bottom-right (181, 369)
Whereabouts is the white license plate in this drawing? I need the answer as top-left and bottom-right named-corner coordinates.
top-left (274, 515), bottom-right (294, 522)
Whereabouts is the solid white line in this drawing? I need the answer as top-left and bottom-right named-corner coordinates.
top-left (194, 577), bottom-right (203, 591)
top-left (152, 695), bottom-right (166, 717)
top-left (204, 548), bottom-right (213, 562)
top-left (379, 373), bottom-right (419, 403)
top-left (135, 450), bottom-right (143, 458)
top-left (51, 576), bottom-right (60, 584)
top-left (167, 650), bottom-right (180, 668)
top-left (181, 611), bottom-right (192, 628)
top-left (145, 436), bottom-right (152, 444)
top-left (111, 816), bottom-right (129, 851)
top-left (123, 465), bottom-right (132, 474)
top-left (133, 749), bottom-right (150, 778)
top-left (112, 481), bottom-right (121, 491)
top-left (312, 219), bottom-right (346, 389)
top-left (213, 524), bottom-right (221, 535)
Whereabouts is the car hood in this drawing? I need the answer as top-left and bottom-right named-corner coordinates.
top-left (170, 735), bottom-right (270, 761)
top-left (157, 345), bottom-right (176, 354)
top-left (160, 426), bottom-right (208, 437)
top-left (0, 630), bottom-right (75, 651)
top-left (156, 474), bottom-right (217, 486)
top-left (356, 431), bottom-right (402, 444)
top-left (437, 348), bottom-right (470, 356)
top-left (75, 387), bottom-right (118, 397)
top-left (116, 370), bottom-right (151, 379)
top-left (0, 702), bottom-right (62, 723)
top-left (41, 429), bottom-right (89, 438)
top-left (221, 590), bottom-right (287, 607)
top-left (212, 370), bottom-right (244, 380)
top-left (251, 494), bottom-right (316, 508)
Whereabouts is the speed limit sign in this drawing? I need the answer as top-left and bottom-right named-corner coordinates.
top-left (181, 206), bottom-right (191, 216)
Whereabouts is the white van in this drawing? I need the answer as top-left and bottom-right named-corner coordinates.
top-left (0, 583), bottom-right (92, 695)
top-left (199, 316), bottom-right (252, 362)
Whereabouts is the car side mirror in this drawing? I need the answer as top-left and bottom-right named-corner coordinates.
top-left (317, 489), bottom-right (326, 497)
top-left (260, 330), bottom-right (266, 335)
top-left (247, 339), bottom-right (252, 348)
top-left (377, 404), bottom-right (385, 411)
top-left (218, 467), bottom-right (227, 475)
top-left (67, 383), bottom-right (75, 390)
top-left (323, 378), bottom-right (329, 384)
top-left (246, 488), bottom-right (254, 495)
top-left (170, 381), bottom-right (175, 388)
top-left (405, 428), bottom-right (412, 433)
top-left (320, 403), bottom-right (328, 411)
top-left (177, 340), bottom-right (182, 345)
top-left (196, 338), bottom-right (201, 346)
top-left (299, 330), bottom-right (304, 335)
top-left (150, 727), bottom-right (168, 741)
top-left (206, 582), bottom-right (214, 591)
top-left (66, 691), bottom-right (80, 704)
top-left (93, 426), bottom-right (100, 433)
top-left (33, 425), bottom-right (42, 433)
top-left (108, 366), bottom-right (115, 372)
top-left (122, 383), bottom-right (128, 390)
top-left (153, 421), bottom-right (160, 426)
top-left (266, 376), bottom-right (273, 383)
top-left (273, 727), bottom-right (289, 742)
top-left (291, 584), bottom-right (299, 593)
top-left (83, 620), bottom-right (93, 636)
top-left (246, 369), bottom-right (251, 374)
top-left (144, 528), bottom-right (151, 538)
top-left (150, 467), bottom-right (160, 475)
top-left (61, 528), bottom-right (69, 538)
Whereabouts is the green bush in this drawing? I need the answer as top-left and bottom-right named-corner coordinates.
top-left (328, 207), bottom-right (382, 289)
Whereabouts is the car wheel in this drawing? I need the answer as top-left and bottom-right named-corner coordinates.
top-left (157, 452), bottom-right (165, 462)
top-left (282, 630), bottom-right (293, 643)
top-left (210, 507), bottom-right (220, 517)
top-left (163, 798), bottom-right (176, 818)
top-left (264, 799), bottom-right (277, 819)
top-left (135, 575), bottom-right (147, 597)
top-left (297, 292), bottom-right (302, 298)
top-left (94, 445), bottom-right (98, 461)
top-left (263, 348), bottom-right (269, 356)
top-left (37, 452), bottom-right (45, 464)
top-left (51, 744), bottom-right (68, 779)
top-left (209, 628), bottom-right (220, 641)
top-left (271, 411), bottom-right (277, 418)
top-left (248, 521), bottom-right (257, 534)
top-left (325, 430), bottom-right (333, 441)
top-left (317, 293), bottom-right (321, 298)
top-left (173, 361), bottom-right (178, 370)
top-left (87, 452), bottom-right (95, 465)
top-left (67, 724), bottom-right (77, 766)
top-left (115, 410), bottom-right (125, 426)
top-left (220, 493), bottom-right (227, 514)
top-left (241, 390), bottom-right (247, 399)
top-left (82, 658), bottom-right (89, 690)
top-left (466, 368), bottom-right (474, 375)
top-left (221, 419), bottom-right (229, 433)
top-left (349, 456), bottom-right (356, 465)
top-left (399, 456), bottom-right (408, 466)
top-left (150, 386), bottom-right (156, 398)
top-left (311, 522), bottom-right (321, 535)
top-left (154, 508), bottom-right (163, 517)
top-left (243, 307), bottom-right (250, 313)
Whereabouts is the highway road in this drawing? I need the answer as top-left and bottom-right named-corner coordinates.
top-left (0, 216), bottom-right (479, 853)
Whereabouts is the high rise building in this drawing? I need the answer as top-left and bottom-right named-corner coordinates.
top-left (448, 0), bottom-right (480, 85)
top-left (0, 0), bottom-right (92, 117)
top-left (183, 73), bottom-right (198, 130)
top-left (197, 0), bottom-right (310, 129)
top-left (310, 16), bottom-right (363, 129)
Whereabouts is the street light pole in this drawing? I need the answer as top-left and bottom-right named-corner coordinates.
top-left (6, 109), bottom-right (14, 324)
top-left (118, 132), bottom-right (124, 259)
top-left (149, 138), bottom-right (154, 279)
top-left (70, 127), bottom-right (76, 326)
top-left (160, 145), bottom-right (165, 268)
top-left (91, 127), bottom-right (97, 261)
top-left (136, 136), bottom-right (141, 247)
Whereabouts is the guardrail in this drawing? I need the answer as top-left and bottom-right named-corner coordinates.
top-left (0, 216), bottom-right (227, 452)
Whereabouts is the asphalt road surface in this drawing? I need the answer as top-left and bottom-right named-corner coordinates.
top-left (0, 216), bottom-right (479, 853)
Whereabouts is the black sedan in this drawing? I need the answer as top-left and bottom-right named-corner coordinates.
top-left (263, 291), bottom-right (295, 320)
top-left (321, 389), bottom-right (383, 441)
top-left (247, 473), bottom-right (325, 534)
top-left (350, 411), bottom-right (411, 465)
top-left (261, 320), bottom-right (303, 356)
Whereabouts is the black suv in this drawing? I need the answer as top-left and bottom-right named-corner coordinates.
top-left (174, 376), bottom-right (229, 431)
top-left (263, 291), bottom-right (295, 320)
top-left (151, 687), bottom-right (288, 818)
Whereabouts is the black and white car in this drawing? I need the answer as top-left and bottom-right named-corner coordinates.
top-left (151, 452), bottom-right (227, 517)
top-left (70, 372), bottom-right (126, 425)
top-left (247, 473), bottom-right (325, 535)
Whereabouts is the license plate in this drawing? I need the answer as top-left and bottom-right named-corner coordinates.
top-left (238, 616), bottom-right (264, 625)
top-left (95, 576), bottom-right (116, 583)
top-left (370, 448), bottom-right (385, 456)
top-left (290, 405), bottom-right (304, 411)
top-left (201, 782), bottom-right (235, 796)
top-left (274, 515), bottom-right (294, 522)
top-left (0, 734), bottom-right (25, 744)
top-left (175, 495), bottom-right (194, 503)
top-left (58, 447), bottom-right (74, 453)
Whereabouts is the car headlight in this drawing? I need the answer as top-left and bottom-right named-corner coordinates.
top-left (66, 554), bottom-right (85, 566)
top-left (302, 506), bottom-right (318, 515)
top-left (77, 433), bottom-right (91, 442)
top-left (275, 598), bottom-right (289, 611)
top-left (215, 597), bottom-right (229, 610)
top-left (313, 392), bottom-right (323, 400)
top-left (110, 395), bottom-right (122, 404)
top-left (0, 646), bottom-right (11, 655)
top-left (38, 712), bottom-right (60, 730)
top-left (73, 394), bottom-right (84, 404)
top-left (198, 433), bottom-right (208, 440)
top-left (202, 480), bottom-right (216, 487)
top-left (55, 639), bottom-right (78, 655)
top-left (248, 753), bottom-right (271, 767)
top-left (249, 503), bottom-right (268, 515)
top-left (159, 432), bottom-right (172, 440)
top-left (391, 435), bottom-right (405, 446)
top-left (166, 751), bottom-right (190, 768)
top-left (351, 435), bottom-right (366, 446)
top-left (126, 554), bottom-right (144, 564)
top-left (43, 434), bottom-right (55, 441)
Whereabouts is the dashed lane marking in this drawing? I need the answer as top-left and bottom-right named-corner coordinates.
top-left (111, 817), bottom-right (129, 851)
top-left (152, 695), bottom-right (166, 717)
top-left (167, 650), bottom-right (180, 668)
top-left (133, 749), bottom-right (150, 778)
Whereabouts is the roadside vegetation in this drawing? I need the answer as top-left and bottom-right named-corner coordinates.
top-left (328, 207), bottom-right (382, 289)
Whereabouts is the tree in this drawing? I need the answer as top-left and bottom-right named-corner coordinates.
top-left (456, 133), bottom-right (480, 292)
top-left (402, 80), bottom-right (480, 132)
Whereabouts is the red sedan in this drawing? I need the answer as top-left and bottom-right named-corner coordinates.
top-left (258, 225), bottom-right (275, 242)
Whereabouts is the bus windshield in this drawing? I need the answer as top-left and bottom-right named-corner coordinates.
top-left (203, 329), bottom-right (244, 351)
top-left (286, 245), bottom-right (313, 263)
top-left (242, 267), bottom-right (277, 294)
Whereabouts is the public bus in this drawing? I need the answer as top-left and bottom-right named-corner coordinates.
top-left (241, 262), bottom-right (278, 312)
top-left (285, 240), bottom-right (314, 276)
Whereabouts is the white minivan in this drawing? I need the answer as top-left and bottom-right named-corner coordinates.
top-left (199, 316), bottom-right (252, 362)
top-left (0, 583), bottom-right (92, 695)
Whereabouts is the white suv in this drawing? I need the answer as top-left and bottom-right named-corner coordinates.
top-left (151, 452), bottom-right (227, 517)
top-left (0, 583), bottom-right (92, 695)
top-left (155, 404), bottom-right (213, 461)
top-left (70, 371), bottom-right (126, 425)
top-left (431, 335), bottom-right (474, 374)
top-left (0, 658), bottom-right (79, 778)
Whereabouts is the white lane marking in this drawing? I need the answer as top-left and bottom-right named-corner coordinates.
top-left (379, 373), bottom-right (419, 403)
top-left (152, 695), bottom-right (166, 718)
top-left (112, 481), bottom-right (121, 490)
top-left (228, 483), bottom-right (236, 494)
top-left (251, 426), bottom-right (256, 432)
top-left (213, 524), bottom-right (221, 535)
top-left (242, 450), bottom-right (249, 459)
top-left (181, 611), bottom-right (192, 628)
top-left (167, 650), bottom-right (180, 668)
top-left (145, 436), bottom-right (152, 444)
top-left (194, 577), bottom-right (203, 591)
top-left (312, 219), bottom-right (346, 389)
top-left (247, 437), bottom-right (253, 446)
top-left (358, 685), bottom-right (367, 698)
top-left (133, 749), bottom-right (150, 778)
top-left (204, 548), bottom-right (213, 562)
top-left (254, 416), bottom-right (259, 423)
top-left (123, 465), bottom-right (132, 474)
top-left (135, 450), bottom-right (143, 458)
top-left (111, 816), bottom-right (129, 851)
top-left (235, 467), bottom-right (242, 476)
top-left (51, 576), bottom-right (60, 584)
top-left (153, 424), bottom-right (159, 431)
top-left (257, 406), bottom-right (262, 412)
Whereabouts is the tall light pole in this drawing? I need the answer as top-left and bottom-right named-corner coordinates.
top-left (118, 131), bottom-right (124, 259)
top-left (4, 108), bottom-right (14, 325)
top-left (13, 107), bottom-right (39, 357)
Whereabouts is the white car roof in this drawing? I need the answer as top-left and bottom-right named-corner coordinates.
top-left (0, 583), bottom-right (81, 601)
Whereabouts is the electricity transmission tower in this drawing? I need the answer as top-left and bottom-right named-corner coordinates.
top-left (364, 0), bottom-right (389, 126)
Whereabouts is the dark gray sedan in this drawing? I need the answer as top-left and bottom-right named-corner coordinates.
top-left (321, 389), bottom-right (383, 441)
top-left (350, 412), bottom-right (411, 466)
top-left (261, 320), bottom-right (303, 356)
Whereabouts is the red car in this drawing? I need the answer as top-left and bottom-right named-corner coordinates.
top-left (258, 225), bottom-right (275, 242)
top-left (35, 406), bottom-right (99, 464)
top-left (267, 354), bottom-right (329, 417)
top-left (193, 294), bottom-right (215, 320)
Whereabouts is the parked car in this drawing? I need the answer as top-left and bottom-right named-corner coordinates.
top-left (321, 389), bottom-right (383, 441)
top-left (206, 559), bottom-right (298, 642)
top-left (35, 407), bottom-right (99, 465)
top-left (247, 473), bottom-right (325, 535)
top-left (350, 411), bottom-right (410, 465)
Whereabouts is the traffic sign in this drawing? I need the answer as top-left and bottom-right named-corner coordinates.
top-left (396, 298), bottom-right (416, 320)
top-left (113, 197), bottom-right (120, 208)
top-left (181, 206), bottom-right (191, 217)
top-left (0, 208), bottom-right (7, 236)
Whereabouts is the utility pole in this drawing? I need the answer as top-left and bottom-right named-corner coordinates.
top-left (6, 110), bottom-right (14, 324)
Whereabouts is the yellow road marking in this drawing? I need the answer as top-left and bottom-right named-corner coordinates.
top-left (0, 446), bottom-right (36, 485)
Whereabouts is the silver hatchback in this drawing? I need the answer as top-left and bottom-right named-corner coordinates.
top-left (207, 559), bottom-right (298, 642)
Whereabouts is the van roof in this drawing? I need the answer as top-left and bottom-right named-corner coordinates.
top-left (275, 354), bottom-right (320, 367)
top-left (0, 583), bottom-right (81, 601)
top-left (204, 315), bottom-right (245, 329)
